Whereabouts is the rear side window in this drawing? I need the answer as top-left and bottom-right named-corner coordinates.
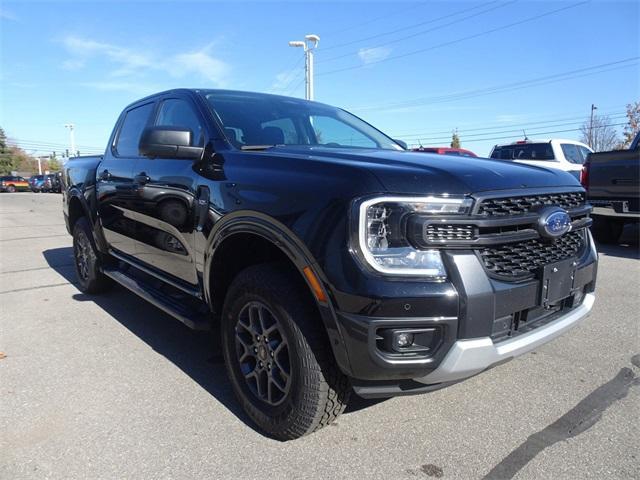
top-left (155, 99), bottom-right (204, 146)
top-left (491, 144), bottom-right (555, 161)
top-left (578, 146), bottom-right (592, 161)
top-left (560, 143), bottom-right (584, 164)
top-left (115, 102), bottom-right (155, 157)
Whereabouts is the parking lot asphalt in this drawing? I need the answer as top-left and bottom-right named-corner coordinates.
top-left (1, 192), bottom-right (638, 479)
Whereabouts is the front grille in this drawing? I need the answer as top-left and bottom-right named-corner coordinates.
top-left (479, 229), bottom-right (585, 279)
top-left (478, 192), bottom-right (585, 216)
top-left (425, 224), bottom-right (475, 241)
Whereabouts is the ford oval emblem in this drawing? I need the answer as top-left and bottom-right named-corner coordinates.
top-left (538, 208), bottom-right (572, 239)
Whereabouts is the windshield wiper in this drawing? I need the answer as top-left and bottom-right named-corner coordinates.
top-left (240, 145), bottom-right (279, 151)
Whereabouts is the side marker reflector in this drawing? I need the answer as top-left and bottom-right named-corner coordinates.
top-left (303, 266), bottom-right (328, 303)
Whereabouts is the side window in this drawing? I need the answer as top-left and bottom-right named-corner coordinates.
top-left (560, 143), bottom-right (583, 164)
top-left (310, 115), bottom-right (376, 148)
top-left (115, 103), bottom-right (155, 157)
top-left (578, 146), bottom-right (592, 161)
top-left (155, 99), bottom-right (204, 146)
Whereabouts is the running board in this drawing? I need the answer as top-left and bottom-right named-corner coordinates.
top-left (102, 267), bottom-right (211, 331)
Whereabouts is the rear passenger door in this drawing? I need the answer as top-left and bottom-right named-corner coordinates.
top-left (127, 96), bottom-right (204, 286)
top-left (96, 101), bottom-right (155, 257)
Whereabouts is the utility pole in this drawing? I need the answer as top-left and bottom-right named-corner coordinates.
top-left (288, 34), bottom-right (320, 100)
top-left (588, 104), bottom-right (598, 149)
top-left (64, 124), bottom-right (76, 160)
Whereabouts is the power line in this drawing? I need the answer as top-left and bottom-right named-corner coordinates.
top-left (272, 54), bottom-right (305, 94)
top-left (323, 1), bottom-right (431, 37)
top-left (320, 0), bottom-right (504, 54)
top-left (286, 75), bottom-right (306, 98)
top-left (403, 122), bottom-right (628, 146)
top-left (396, 115), bottom-right (628, 143)
top-left (319, 0), bottom-right (514, 63)
top-left (390, 106), bottom-right (627, 138)
top-left (349, 58), bottom-right (639, 112)
top-left (391, 108), bottom-right (626, 138)
top-left (317, 1), bottom-right (588, 77)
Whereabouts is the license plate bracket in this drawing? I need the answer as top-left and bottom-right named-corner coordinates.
top-left (539, 257), bottom-right (576, 306)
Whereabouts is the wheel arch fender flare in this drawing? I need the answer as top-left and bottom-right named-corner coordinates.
top-left (203, 210), bottom-right (353, 376)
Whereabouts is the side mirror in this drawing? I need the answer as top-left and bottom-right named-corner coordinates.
top-left (394, 139), bottom-right (408, 150)
top-left (139, 126), bottom-right (204, 160)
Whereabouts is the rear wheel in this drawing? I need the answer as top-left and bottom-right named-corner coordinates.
top-left (591, 216), bottom-right (624, 244)
top-left (6, 185), bottom-right (16, 193)
top-left (72, 217), bottom-right (112, 293)
top-left (221, 264), bottom-right (350, 440)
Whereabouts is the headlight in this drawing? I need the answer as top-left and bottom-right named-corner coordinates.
top-left (354, 196), bottom-right (473, 278)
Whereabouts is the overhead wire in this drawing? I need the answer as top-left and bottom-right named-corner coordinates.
top-left (317, 1), bottom-right (589, 77)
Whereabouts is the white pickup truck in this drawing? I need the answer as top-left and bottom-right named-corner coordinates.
top-left (489, 139), bottom-right (593, 178)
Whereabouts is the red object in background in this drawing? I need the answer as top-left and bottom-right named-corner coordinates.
top-left (412, 146), bottom-right (478, 157)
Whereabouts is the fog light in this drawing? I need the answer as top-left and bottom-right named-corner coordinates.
top-left (395, 332), bottom-right (414, 348)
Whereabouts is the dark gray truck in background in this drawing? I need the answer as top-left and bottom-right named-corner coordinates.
top-left (581, 132), bottom-right (640, 243)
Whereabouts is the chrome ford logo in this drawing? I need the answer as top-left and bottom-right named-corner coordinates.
top-left (538, 208), bottom-right (572, 239)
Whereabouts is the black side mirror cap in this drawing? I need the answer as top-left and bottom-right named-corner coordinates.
top-left (139, 126), bottom-right (204, 160)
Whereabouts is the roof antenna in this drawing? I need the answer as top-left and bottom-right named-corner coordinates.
top-left (522, 129), bottom-right (529, 141)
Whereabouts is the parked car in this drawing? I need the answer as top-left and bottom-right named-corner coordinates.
top-left (63, 89), bottom-right (597, 440)
top-left (0, 175), bottom-right (30, 192)
top-left (412, 146), bottom-right (478, 157)
top-left (581, 131), bottom-right (640, 243)
top-left (46, 173), bottom-right (62, 193)
top-left (29, 174), bottom-right (52, 192)
top-left (489, 139), bottom-right (593, 178)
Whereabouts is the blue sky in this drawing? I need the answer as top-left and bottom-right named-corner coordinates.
top-left (1, 0), bottom-right (638, 157)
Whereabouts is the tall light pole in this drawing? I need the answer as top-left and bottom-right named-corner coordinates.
top-left (64, 123), bottom-right (76, 159)
top-left (588, 104), bottom-right (598, 149)
top-left (288, 34), bottom-right (320, 100)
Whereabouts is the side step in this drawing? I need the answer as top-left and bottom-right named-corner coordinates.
top-left (103, 267), bottom-right (212, 331)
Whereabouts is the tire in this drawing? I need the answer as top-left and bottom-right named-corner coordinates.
top-left (7, 185), bottom-right (16, 193)
top-left (221, 264), bottom-right (350, 440)
top-left (72, 217), bottom-right (112, 293)
top-left (591, 216), bottom-right (624, 244)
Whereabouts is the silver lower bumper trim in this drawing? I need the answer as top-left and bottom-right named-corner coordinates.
top-left (415, 293), bottom-right (595, 385)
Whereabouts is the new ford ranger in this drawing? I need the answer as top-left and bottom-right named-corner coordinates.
top-left (62, 89), bottom-right (597, 440)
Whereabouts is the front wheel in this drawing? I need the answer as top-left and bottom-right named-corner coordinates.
top-left (72, 217), bottom-right (112, 293)
top-left (221, 264), bottom-right (350, 440)
top-left (6, 185), bottom-right (16, 193)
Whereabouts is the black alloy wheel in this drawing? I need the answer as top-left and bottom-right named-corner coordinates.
top-left (234, 301), bottom-right (292, 406)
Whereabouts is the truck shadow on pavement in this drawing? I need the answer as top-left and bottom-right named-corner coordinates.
top-left (43, 247), bottom-right (383, 438)
top-left (595, 223), bottom-right (640, 260)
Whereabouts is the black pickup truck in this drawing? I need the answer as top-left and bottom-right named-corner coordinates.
top-left (581, 132), bottom-right (640, 243)
top-left (63, 89), bottom-right (597, 439)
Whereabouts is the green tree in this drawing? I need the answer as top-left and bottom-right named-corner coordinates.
top-left (450, 130), bottom-right (461, 149)
top-left (48, 158), bottom-right (61, 171)
top-left (0, 126), bottom-right (19, 174)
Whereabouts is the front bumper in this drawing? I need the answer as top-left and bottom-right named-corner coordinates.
top-left (329, 230), bottom-right (597, 396)
top-left (414, 293), bottom-right (594, 384)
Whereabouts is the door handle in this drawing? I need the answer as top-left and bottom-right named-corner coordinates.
top-left (134, 173), bottom-right (150, 185)
top-left (99, 169), bottom-right (111, 181)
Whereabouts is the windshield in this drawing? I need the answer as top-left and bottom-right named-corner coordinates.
top-left (490, 143), bottom-right (555, 161)
top-left (202, 91), bottom-right (402, 151)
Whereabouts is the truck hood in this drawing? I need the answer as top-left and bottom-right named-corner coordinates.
top-left (266, 146), bottom-right (581, 195)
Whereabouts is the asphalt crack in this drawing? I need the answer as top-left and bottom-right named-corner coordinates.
top-left (484, 356), bottom-right (640, 479)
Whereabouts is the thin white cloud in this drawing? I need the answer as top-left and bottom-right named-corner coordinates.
top-left (0, 8), bottom-right (17, 21)
top-left (270, 68), bottom-right (302, 93)
top-left (61, 35), bottom-right (230, 87)
top-left (170, 46), bottom-right (230, 85)
top-left (357, 47), bottom-right (392, 65)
